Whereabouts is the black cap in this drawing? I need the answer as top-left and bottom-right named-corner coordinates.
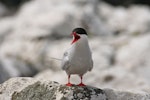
top-left (72, 28), bottom-right (87, 35)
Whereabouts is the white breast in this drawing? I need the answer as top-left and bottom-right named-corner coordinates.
top-left (65, 35), bottom-right (93, 76)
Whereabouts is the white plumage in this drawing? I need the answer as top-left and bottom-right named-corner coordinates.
top-left (61, 29), bottom-right (93, 86)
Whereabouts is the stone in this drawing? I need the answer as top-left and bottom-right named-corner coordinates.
top-left (116, 34), bottom-right (150, 85)
top-left (99, 3), bottom-right (150, 35)
top-left (104, 89), bottom-right (150, 100)
top-left (0, 77), bottom-right (35, 100)
top-left (0, 77), bottom-right (107, 100)
top-left (1, 77), bottom-right (150, 100)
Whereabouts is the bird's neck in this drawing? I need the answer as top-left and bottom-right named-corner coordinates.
top-left (73, 35), bottom-right (89, 48)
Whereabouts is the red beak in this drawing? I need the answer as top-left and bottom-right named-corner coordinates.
top-left (71, 32), bottom-right (80, 44)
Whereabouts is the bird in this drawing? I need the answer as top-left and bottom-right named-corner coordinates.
top-left (61, 28), bottom-right (93, 86)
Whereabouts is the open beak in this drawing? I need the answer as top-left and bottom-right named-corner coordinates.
top-left (71, 32), bottom-right (80, 44)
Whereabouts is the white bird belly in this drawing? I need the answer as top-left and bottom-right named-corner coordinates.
top-left (66, 55), bottom-right (92, 75)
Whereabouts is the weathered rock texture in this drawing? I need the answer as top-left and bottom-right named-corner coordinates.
top-left (0, 77), bottom-right (150, 100)
top-left (0, 77), bottom-right (107, 100)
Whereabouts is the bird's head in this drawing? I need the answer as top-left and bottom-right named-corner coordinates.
top-left (71, 28), bottom-right (87, 44)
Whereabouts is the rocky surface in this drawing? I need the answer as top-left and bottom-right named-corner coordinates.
top-left (0, 77), bottom-right (150, 100)
top-left (0, 77), bottom-right (107, 100)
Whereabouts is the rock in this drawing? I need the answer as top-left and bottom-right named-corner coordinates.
top-left (116, 34), bottom-right (150, 68)
top-left (104, 89), bottom-right (150, 100)
top-left (12, 84), bottom-right (107, 100)
top-left (99, 3), bottom-right (150, 35)
top-left (11, 0), bottom-right (75, 39)
top-left (0, 77), bottom-right (107, 100)
top-left (0, 77), bottom-right (150, 100)
top-left (80, 0), bottom-right (112, 36)
top-left (116, 34), bottom-right (150, 84)
top-left (0, 77), bottom-right (35, 100)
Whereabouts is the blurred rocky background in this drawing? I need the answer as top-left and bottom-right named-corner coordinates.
top-left (0, 0), bottom-right (150, 93)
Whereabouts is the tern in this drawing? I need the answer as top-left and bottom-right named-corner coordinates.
top-left (61, 28), bottom-right (93, 86)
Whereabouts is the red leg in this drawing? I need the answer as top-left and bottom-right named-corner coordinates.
top-left (66, 75), bottom-right (73, 86)
top-left (78, 76), bottom-right (86, 86)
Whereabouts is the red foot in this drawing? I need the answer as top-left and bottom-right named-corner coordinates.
top-left (78, 83), bottom-right (86, 86)
top-left (66, 83), bottom-right (73, 86)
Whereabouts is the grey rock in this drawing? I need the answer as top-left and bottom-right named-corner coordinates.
top-left (12, 84), bottom-right (107, 100)
top-left (116, 34), bottom-right (150, 68)
top-left (99, 3), bottom-right (150, 35)
top-left (0, 77), bottom-right (107, 100)
top-left (1, 77), bottom-right (150, 100)
top-left (0, 77), bottom-right (35, 100)
top-left (104, 89), bottom-right (150, 100)
top-left (116, 34), bottom-right (150, 85)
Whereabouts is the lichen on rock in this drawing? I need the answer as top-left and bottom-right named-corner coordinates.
top-left (2, 77), bottom-right (107, 100)
top-left (55, 85), bottom-right (107, 100)
top-left (1, 77), bottom-right (150, 100)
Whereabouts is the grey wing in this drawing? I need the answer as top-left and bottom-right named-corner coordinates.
top-left (61, 51), bottom-right (70, 70)
top-left (89, 59), bottom-right (93, 71)
top-left (89, 50), bottom-right (93, 71)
